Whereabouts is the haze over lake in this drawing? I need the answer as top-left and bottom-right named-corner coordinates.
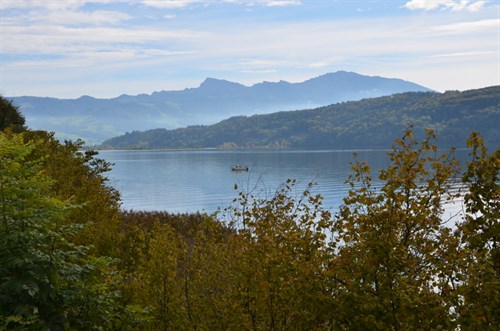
top-left (99, 149), bottom-right (468, 219)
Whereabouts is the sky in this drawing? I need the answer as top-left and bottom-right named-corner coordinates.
top-left (1, 0), bottom-right (499, 98)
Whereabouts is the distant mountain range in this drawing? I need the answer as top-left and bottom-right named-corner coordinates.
top-left (13, 71), bottom-right (431, 144)
top-left (101, 86), bottom-right (500, 150)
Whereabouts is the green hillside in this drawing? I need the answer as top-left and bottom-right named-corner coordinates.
top-left (101, 86), bottom-right (499, 149)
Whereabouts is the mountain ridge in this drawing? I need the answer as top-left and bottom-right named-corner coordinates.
top-left (100, 86), bottom-right (500, 150)
top-left (12, 71), bottom-right (432, 144)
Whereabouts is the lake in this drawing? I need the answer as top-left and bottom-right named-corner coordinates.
top-left (98, 149), bottom-right (469, 219)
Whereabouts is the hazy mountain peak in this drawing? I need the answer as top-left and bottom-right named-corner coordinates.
top-left (253, 80), bottom-right (291, 87)
top-left (77, 95), bottom-right (96, 101)
top-left (14, 71), bottom-right (433, 144)
top-left (199, 77), bottom-right (244, 90)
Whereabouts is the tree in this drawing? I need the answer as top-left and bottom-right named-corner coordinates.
top-left (0, 96), bottom-right (26, 133)
top-left (21, 130), bottom-right (123, 257)
top-left (327, 129), bottom-right (461, 330)
top-left (0, 133), bottom-right (83, 328)
top-left (134, 223), bottom-right (188, 331)
top-left (0, 132), bottom-right (129, 330)
top-left (217, 180), bottom-right (333, 330)
top-left (454, 133), bottom-right (499, 329)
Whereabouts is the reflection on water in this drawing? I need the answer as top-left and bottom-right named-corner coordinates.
top-left (99, 149), bottom-right (470, 219)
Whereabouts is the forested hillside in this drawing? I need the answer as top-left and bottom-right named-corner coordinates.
top-left (102, 86), bottom-right (499, 150)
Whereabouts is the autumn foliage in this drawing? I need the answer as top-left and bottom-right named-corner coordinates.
top-left (1, 96), bottom-right (498, 329)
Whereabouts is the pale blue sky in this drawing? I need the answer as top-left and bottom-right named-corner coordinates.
top-left (1, 0), bottom-right (498, 98)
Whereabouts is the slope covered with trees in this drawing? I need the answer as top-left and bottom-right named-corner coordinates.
top-left (102, 86), bottom-right (499, 150)
top-left (1, 95), bottom-right (498, 329)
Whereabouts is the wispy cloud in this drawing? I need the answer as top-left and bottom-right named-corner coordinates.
top-left (1, 1), bottom-right (131, 27)
top-left (1, 0), bottom-right (116, 10)
top-left (241, 69), bottom-right (278, 74)
top-left (261, 0), bottom-right (301, 7)
top-left (2, 23), bottom-right (204, 54)
top-left (141, 0), bottom-right (201, 9)
top-left (20, 9), bottom-right (131, 25)
top-left (141, 0), bottom-right (301, 8)
top-left (431, 18), bottom-right (499, 34)
top-left (308, 61), bottom-right (334, 69)
top-left (404, 0), bottom-right (486, 12)
top-left (428, 50), bottom-right (496, 57)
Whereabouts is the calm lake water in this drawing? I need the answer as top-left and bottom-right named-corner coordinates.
top-left (98, 149), bottom-right (469, 218)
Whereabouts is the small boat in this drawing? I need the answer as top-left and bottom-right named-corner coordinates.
top-left (231, 165), bottom-right (249, 172)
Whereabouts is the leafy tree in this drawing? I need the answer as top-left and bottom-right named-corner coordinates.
top-left (22, 130), bottom-right (122, 257)
top-left (183, 218), bottom-right (243, 330)
top-left (461, 133), bottom-right (499, 257)
top-left (132, 223), bottom-right (188, 331)
top-left (0, 96), bottom-right (25, 133)
top-left (327, 129), bottom-right (461, 330)
top-left (215, 180), bottom-right (333, 330)
top-left (0, 133), bottom-right (98, 329)
top-left (0, 133), bottom-right (75, 328)
top-left (454, 133), bottom-right (499, 329)
top-left (0, 132), bottom-right (140, 330)
top-left (116, 211), bottom-right (232, 330)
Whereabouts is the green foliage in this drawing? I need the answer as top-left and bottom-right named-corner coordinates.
top-left (22, 130), bottom-right (122, 257)
top-left (461, 133), bottom-right (499, 252)
top-left (0, 133), bottom-right (74, 329)
top-left (137, 223), bottom-right (188, 330)
top-left (115, 190), bottom-right (333, 330)
top-left (0, 96), bottom-right (26, 133)
top-left (222, 180), bottom-right (333, 329)
top-left (0, 133), bottom-right (118, 329)
top-left (455, 133), bottom-right (499, 329)
top-left (0, 98), bottom-right (145, 328)
top-left (115, 212), bottom-right (230, 330)
top-left (328, 128), bottom-right (461, 329)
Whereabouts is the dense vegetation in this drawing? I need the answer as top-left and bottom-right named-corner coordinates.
top-left (1, 95), bottom-right (499, 330)
top-left (102, 86), bottom-right (499, 150)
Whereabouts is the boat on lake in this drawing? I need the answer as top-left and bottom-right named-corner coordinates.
top-left (231, 165), bottom-right (249, 172)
